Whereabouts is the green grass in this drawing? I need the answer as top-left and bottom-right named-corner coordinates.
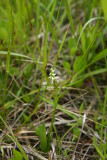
top-left (0, 0), bottom-right (107, 159)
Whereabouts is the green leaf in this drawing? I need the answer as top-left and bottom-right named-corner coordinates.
top-left (23, 114), bottom-right (30, 122)
top-left (80, 23), bottom-right (86, 53)
top-left (0, 27), bottom-right (8, 40)
top-left (77, 17), bottom-right (104, 46)
top-left (68, 37), bottom-right (77, 56)
top-left (9, 67), bottom-right (19, 76)
top-left (23, 63), bottom-right (34, 79)
top-left (59, 106), bottom-right (80, 122)
top-left (41, 95), bottom-right (80, 123)
top-left (4, 100), bottom-right (16, 109)
top-left (72, 49), bottom-right (107, 80)
top-left (36, 123), bottom-right (49, 152)
top-left (73, 55), bottom-right (87, 74)
top-left (0, 20), bottom-right (9, 40)
top-left (73, 127), bottom-right (81, 141)
top-left (63, 61), bottom-right (71, 75)
top-left (73, 127), bottom-right (81, 137)
top-left (89, 49), bottom-right (107, 66)
top-left (22, 94), bottom-right (31, 103)
top-left (79, 102), bottom-right (84, 115)
top-left (63, 0), bottom-right (75, 35)
top-left (0, 51), bottom-right (31, 59)
top-left (101, 0), bottom-right (107, 20)
top-left (9, 150), bottom-right (23, 160)
top-left (70, 68), bottom-right (107, 87)
top-left (93, 137), bottom-right (105, 159)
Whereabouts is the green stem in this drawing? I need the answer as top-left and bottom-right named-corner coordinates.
top-left (48, 83), bottom-right (59, 141)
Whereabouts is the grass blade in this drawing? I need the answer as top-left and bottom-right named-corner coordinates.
top-left (0, 116), bottom-right (29, 160)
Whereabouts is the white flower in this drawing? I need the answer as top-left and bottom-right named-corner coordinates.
top-left (49, 68), bottom-right (58, 84)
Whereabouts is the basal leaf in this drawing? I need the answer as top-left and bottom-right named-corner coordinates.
top-left (36, 123), bottom-right (49, 152)
top-left (9, 150), bottom-right (23, 160)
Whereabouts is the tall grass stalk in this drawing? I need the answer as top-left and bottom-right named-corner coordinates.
top-left (0, 116), bottom-right (28, 160)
